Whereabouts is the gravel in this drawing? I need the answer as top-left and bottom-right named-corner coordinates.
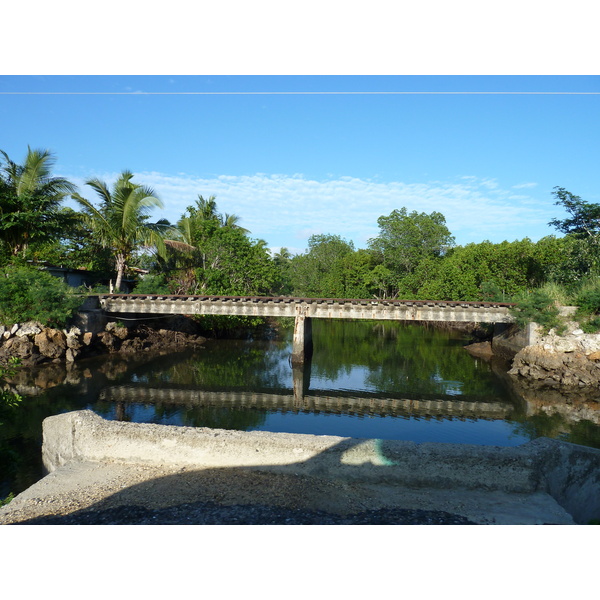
top-left (13, 502), bottom-right (475, 525)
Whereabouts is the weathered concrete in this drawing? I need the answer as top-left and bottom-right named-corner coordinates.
top-left (35, 410), bottom-right (599, 524)
top-left (98, 294), bottom-right (515, 323)
top-left (492, 322), bottom-right (541, 360)
top-left (98, 293), bottom-right (515, 364)
top-left (291, 314), bottom-right (313, 365)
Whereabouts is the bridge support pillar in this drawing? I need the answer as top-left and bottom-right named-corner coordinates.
top-left (291, 315), bottom-right (313, 365)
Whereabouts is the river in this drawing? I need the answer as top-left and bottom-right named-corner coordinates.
top-left (1, 319), bottom-right (599, 499)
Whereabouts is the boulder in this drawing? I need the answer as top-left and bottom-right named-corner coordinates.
top-left (15, 322), bottom-right (42, 337)
top-left (2, 336), bottom-right (34, 359)
top-left (106, 322), bottom-right (129, 339)
top-left (34, 329), bottom-right (67, 359)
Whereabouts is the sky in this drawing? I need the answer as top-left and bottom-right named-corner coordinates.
top-left (2, 74), bottom-right (599, 256)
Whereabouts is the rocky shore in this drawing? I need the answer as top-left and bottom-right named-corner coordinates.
top-left (0, 316), bottom-right (207, 368)
top-left (508, 322), bottom-right (600, 388)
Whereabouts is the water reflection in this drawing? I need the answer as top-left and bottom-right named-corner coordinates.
top-left (2, 320), bottom-right (600, 498)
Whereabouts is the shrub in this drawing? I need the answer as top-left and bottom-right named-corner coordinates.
top-left (572, 278), bottom-right (600, 332)
top-left (537, 281), bottom-right (573, 306)
top-left (511, 290), bottom-right (563, 333)
top-left (576, 284), bottom-right (600, 315)
top-left (133, 273), bottom-right (171, 295)
top-left (0, 265), bottom-right (82, 327)
top-left (580, 316), bottom-right (600, 334)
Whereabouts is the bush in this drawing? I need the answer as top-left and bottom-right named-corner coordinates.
top-left (133, 274), bottom-right (171, 295)
top-left (511, 290), bottom-right (563, 333)
top-left (0, 265), bottom-right (82, 327)
top-left (576, 284), bottom-right (600, 315)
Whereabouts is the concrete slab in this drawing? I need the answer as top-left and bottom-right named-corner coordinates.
top-left (1, 410), bottom-right (598, 525)
top-left (0, 460), bottom-right (575, 525)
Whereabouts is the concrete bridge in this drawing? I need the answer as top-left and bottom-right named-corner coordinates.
top-left (96, 294), bottom-right (516, 363)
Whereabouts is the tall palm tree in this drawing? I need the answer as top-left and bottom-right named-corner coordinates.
top-left (0, 147), bottom-right (76, 256)
top-left (72, 171), bottom-right (171, 291)
top-left (184, 195), bottom-right (249, 234)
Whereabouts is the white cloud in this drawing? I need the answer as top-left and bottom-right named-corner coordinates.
top-left (63, 171), bottom-right (559, 252)
top-left (512, 182), bottom-right (538, 189)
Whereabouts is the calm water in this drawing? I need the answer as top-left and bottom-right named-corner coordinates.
top-left (2, 319), bottom-right (599, 498)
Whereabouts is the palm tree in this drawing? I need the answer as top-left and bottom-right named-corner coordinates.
top-left (184, 195), bottom-right (249, 234)
top-left (0, 147), bottom-right (77, 257)
top-left (72, 171), bottom-right (171, 292)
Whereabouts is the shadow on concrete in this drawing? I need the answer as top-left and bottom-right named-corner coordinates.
top-left (3, 409), bottom-right (598, 525)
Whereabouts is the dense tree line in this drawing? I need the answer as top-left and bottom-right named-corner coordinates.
top-left (2, 146), bottom-right (600, 314)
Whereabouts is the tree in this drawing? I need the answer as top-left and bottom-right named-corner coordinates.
top-left (549, 187), bottom-right (600, 240)
top-left (72, 171), bottom-right (171, 291)
top-left (290, 234), bottom-right (357, 298)
top-left (159, 196), bottom-right (273, 296)
top-left (369, 208), bottom-right (455, 272)
top-left (25, 207), bottom-right (113, 275)
top-left (549, 187), bottom-right (600, 279)
top-left (368, 208), bottom-right (455, 297)
top-left (0, 147), bottom-right (76, 257)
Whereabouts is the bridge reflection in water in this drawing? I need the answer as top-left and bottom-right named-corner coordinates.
top-left (99, 364), bottom-right (517, 423)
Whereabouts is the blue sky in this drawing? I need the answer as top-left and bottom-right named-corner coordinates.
top-left (2, 75), bottom-right (599, 255)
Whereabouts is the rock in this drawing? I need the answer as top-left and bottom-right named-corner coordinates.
top-left (96, 331), bottom-right (120, 352)
top-left (106, 322), bottom-right (129, 339)
top-left (464, 341), bottom-right (494, 360)
top-left (588, 351), bottom-right (600, 361)
top-left (82, 332), bottom-right (94, 346)
top-left (65, 348), bottom-right (81, 363)
top-left (510, 344), bottom-right (600, 387)
top-left (66, 334), bottom-right (82, 351)
top-left (2, 336), bottom-right (34, 359)
top-left (10, 324), bottom-right (19, 336)
top-left (34, 329), bottom-right (67, 359)
top-left (553, 338), bottom-right (578, 353)
top-left (15, 322), bottom-right (42, 337)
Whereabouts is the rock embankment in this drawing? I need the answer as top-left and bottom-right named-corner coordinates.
top-left (509, 322), bottom-right (600, 387)
top-left (0, 317), bottom-right (206, 367)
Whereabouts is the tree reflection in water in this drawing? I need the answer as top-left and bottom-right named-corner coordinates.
top-left (2, 319), bottom-right (600, 499)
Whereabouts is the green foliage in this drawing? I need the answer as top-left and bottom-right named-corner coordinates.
top-left (26, 207), bottom-right (114, 275)
top-left (290, 235), bottom-right (374, 298)
top-left (133, 273), bottom-right (171, 295)
top-left (72, 171), bottom-right (172, 291)
top-left (0, 147), bottom-right (77, 257)
top-left (549, 187), bottom-right (600, 240)
top-left (0, 265), bottom-right (82, 327)
top-left (161, 197), bottom-right (276, 297)
top-left (575, 285), bottom-right (600, 314)
top-left (1, 358), bottom-right (21, 433)
top-left (271, 247), bottom-right (294, 295)
top-left (0, 492), bottom-right (14, 506)
top-left (368, 208), bottom-right (455, 289)
top-left (573, 278), bottom-right (600, 332)
top-left (510, 290), bottom-right (563, 333)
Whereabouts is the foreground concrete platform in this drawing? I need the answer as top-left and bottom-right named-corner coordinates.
top-left (1, 410), bottom-right (599, 525)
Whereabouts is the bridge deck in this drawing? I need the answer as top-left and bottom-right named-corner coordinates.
top-left (98, 294), bottom-right (516, 323)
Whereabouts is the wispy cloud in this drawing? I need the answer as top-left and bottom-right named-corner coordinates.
top-left (65, 172), bottom-right (558, 253)
top-left (512, 182), bottom-right (538, 189)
